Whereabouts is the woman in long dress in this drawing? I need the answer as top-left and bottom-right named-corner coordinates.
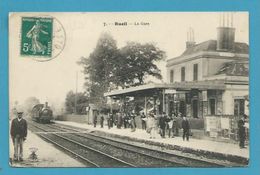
top-left (147, 113), bottom-right (157, 139)
top-left (26, 20), bottom-right (48, 54)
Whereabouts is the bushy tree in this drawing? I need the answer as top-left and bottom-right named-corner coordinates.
top-left (79, 33), bottom-right (165, 106)
top-left (78, 33), bottom-right (120, 105)
top-left (118, 42), bottom-right (165, 87)
top-left (65, 91), bottom-right (89, 114)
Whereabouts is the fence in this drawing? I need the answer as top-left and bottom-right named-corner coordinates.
top-left (55, 114), bottom-right (87, 123)
top-left (204, 115), bottom-right (249, 141)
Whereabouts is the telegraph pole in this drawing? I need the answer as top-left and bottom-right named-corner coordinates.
top-left (74, 71), bottom-right (78, 114)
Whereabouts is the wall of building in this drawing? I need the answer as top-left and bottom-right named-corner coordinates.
top-left (222, 84), bottom-right (249, 115)
top-left (167, 58), bottom-right (203, 83)
top-left (206, 90), bottom-right (223, 115)
top-left (167, 55), bottom-right (248, 83)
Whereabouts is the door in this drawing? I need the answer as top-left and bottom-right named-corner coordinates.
top-left (209, 98), bottom-right (216, 115)
top-left (192, 99), bottom-right (198, 118)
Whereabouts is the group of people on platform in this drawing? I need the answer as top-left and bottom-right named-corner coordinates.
top-left (93, 111), bottom-right (191, 141)
top-left (92, 111), bottom-right (248, 147)
top-left (94, 112), bottom-right (138, 132)
top-left (145, 112), bottom-right (190, 141)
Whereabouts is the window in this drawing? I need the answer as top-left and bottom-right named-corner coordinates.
top-left (234, 99), bottom-right (245, 116)
top-left (209, 98), bottom-right (216, 115)
top-left (193, 63), bottom-right (198, 81)
top-left (170, 70), bottom-right (174, 83)
top-left (181, 67), bottom-right (185, 82)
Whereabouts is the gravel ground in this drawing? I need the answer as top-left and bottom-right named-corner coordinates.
top-left (9, 129), bottom-right (85, 167)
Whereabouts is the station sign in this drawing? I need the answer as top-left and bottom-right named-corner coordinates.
top-left (219, 52), bottom-right (235, 57)
top-left (165, 89), bottom-right (176, 94)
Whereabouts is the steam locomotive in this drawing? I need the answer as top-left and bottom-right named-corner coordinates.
top-left (31, 103), bottom-right (53, 123)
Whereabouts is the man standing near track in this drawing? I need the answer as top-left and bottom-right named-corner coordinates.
top-left (93, 114), bottom-right (97, 127)
top-left (10, 111), bottom-right (28, 161)
top-left (182, 116), bottom-right (190, 141)
top-left (100, 114), bottom-right (104, 128)
top-left (159, 112), bottom-right (168, 138)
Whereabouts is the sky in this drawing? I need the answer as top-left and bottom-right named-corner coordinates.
top-left (9, 12), bottom-right (248, 109)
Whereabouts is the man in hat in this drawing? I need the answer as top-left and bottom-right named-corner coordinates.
top-left (182, 116), bottom-right (190, 141)
top-left (238, 115), bottom-right (247, 148)
top-left (10, 111), bottom-right (27, 161)
top-left (159, 112), bottom-right (168, 138)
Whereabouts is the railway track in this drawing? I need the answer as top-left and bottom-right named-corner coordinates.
top-left (29, 123), bottom-right (185, 167)
top-left (29, 123), bottom-right (135, 167)
top-left (28, 121), bottom-right (238, 167)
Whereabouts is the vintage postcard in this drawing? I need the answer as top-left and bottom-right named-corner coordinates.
top-left (9, 12), bottom-right (249, 167)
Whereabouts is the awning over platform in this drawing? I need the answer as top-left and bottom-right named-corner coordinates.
top-left (104, 80), bottom-right (226, 97)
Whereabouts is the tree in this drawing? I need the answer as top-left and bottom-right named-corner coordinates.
top-left (118, 42), bottom-right (165, 87)
top-left (79, 34), bottom-right (165, 107)
top-left (65, 91), bottom-right (89, 114)
top-left (78, 33), bottom-right (120, 105)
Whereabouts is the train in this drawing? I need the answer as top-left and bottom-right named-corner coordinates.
top-left (31, 103), bottom-right (53, 123)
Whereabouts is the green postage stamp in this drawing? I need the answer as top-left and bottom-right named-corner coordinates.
top-left (21, 17), bottom-right (53, 57)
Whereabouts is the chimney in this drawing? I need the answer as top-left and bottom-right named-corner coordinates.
top-left (217, 13), bottom-right (235, 51)
top-left (186, 27), bottom-right (196, 49)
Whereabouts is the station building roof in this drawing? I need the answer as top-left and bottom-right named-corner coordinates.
top-left (104, 80), bottom-right (226, 97)
top-left (181, 40), bottom-right (249, 56)
top-left (167, 40), bottom-right (249, 67)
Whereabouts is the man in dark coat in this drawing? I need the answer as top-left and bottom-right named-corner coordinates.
top-left (141, 112), bottom-right (147, 130)
top-left (238, 118), bottom-right (246, 148)
top-left (93, 114), bottom-right (97, 127)
top-left (172, 114), bottom-right (179, 136)
top-left (100, 115), bottom-right (104, 128)
top-left (159, 112), bottom-right (168, 138)
top-left (117, 113), bottom-right (122, 129)
top-left (123, 114), bottom-right (129, 128)
top-left (10, 111), bottom-right (27, 161)
top-left (182, 116), bottom-right (190, 141)
top-left (107, 113), bottom-right (113, 129)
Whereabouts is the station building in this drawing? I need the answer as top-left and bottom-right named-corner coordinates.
top-left (104, 22), bottom-right (249, 139)
top-left (166, 26), bottom-right (249, 119)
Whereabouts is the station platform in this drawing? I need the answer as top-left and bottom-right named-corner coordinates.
top-left (55, 121), bottom-right (249, 161)
top-left (9, 130), bottom-right (84, 167)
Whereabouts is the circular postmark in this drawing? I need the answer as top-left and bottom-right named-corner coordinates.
top-left (51, 17), bottom-right (66, 60)
top-left (20, 15), bottom-right (66, 62)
